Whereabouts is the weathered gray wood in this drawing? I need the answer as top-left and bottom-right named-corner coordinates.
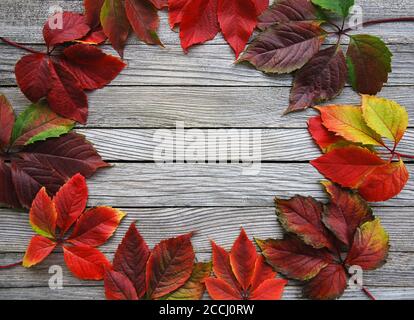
top-left (1, 44), bottom-right (414, 87)
top-left (0, 251), bottom-right (412, 288)
top-left (1, 86), bottom-right (414, 129)
top-left (1, 285), bottom-right (413, 300)
top-left (0, 0), bottom-right (413, 44)
top-left (77, 128), bottom-right (414, 162)
top-left (0, 206), bottom-right (413, 252)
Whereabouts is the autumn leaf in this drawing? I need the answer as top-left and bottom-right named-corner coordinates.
top-left (0, 98), bottom-right (107, 209)
top-left (288, 46), bottom-right (347, 113)
top-left (104, 223), bottom-right (210, 300)
top-left (206, 229), bottom-right (287, 300)
top-left (238, 21), bottom-right (327, 74)
top-left (23, 174), bottom-right (125, 280)
top-left (310, 96), bottom-right (410, 202)
top-left (311, 0), bottom-right (354, 17)
top-left (346, 35), bottom-right (392, 95)
top-left (258, 182), bottom-right (389, 299)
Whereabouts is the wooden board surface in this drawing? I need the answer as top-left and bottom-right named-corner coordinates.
top-left (0, 0), bottom-right (413, 300)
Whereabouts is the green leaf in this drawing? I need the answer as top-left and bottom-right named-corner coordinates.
top-left (311, 0), bottom-right (354, 17)
top-left (11, 101), bottom-right (75, 147)
top-left (346, 35), bottom-right (392, 95)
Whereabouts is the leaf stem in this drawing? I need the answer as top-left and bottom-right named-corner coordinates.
top-left (362, 287), bottom-right (376, 300)
top-left (343, 17), bottom-right (414, 33)
top-left (0, 260), bottom-right (22, 269)
top-left (394, 152), bottom-right (414, 160)
top-left (0, 37), bottom-right (42, 54)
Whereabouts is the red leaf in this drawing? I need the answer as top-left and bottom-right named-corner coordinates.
top-left (168, 0), bottom-right (191, 28)
top-left (125, 0), bottom-right (163, 46)
top-left (43, 12), bottom-right (90, 48)
top-left (205, 278), bottom-right (241, 300)
top-left (146, 233), bottom-right (195, 299)
top-left (256, 236), bottom-right (333, 281)
top-left (211, 241), bottom-right (240, 291)
top-left (113, 223), bottom-right (150, 299)
top-left (68, 207), bottom-right (126, 247)
top-left (288, 46), bottom-right (347, 113)
top-left (217, 0), bottom-right (258, 58)
top-left (303, 263), bottom-right (347, 300)
top-left (63, 245), bottom-right (111, 280)
top-left (15, 53), bottom-right (51, 103)
top-left (54, 173), bottom-right (88, 235)
top-left (358, 160), bottom-right (409, 202)
top-left (310, 146), bottom-right (386, 189)
top-left (150, 0), bottom-right (168, 9)
top-left (47, 61), bottom-right (88, 124)
top-left (249, 278), bottom-right (288, 300)
top-left (276, 196), bottom-right (334, 250)
top-left (78, 27), bottom-right (108, 45)
top-left (345, 219), bottom-right (389, 270)
top-left (322, 181), bottom-right (373, 247)
top-left (254, 0), bottom-right (269, 16)
top-left (100, 0), bottom-right (131, 58)
top-left (179, 0), bottom-right (219, 52)
top-left (0, 160), bottom-right (20, 208)
top-left (229, 228), bottom-right (257, 290)
top-left (258, 0), bottom-right (320, 30)
top-left (104, 268), bottom-right (139, 300)
top-left (0, 95), bottom-right (15, 149)
top-left (22, 235), bottom-right (57, 268)
top-left (84, 0), bottom-right (105, 27)
top-left (250, 255), bottom-right (276, 291)
top-left (29, 187), bottom-right (57, 239)
top-left (60, 44), bottom-right (126, 90)
top-left (307, 116), bottom-right (347, 153)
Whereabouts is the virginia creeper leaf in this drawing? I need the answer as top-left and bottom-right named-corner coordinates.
top-left (255, 0), bottom-right (269, 16)
top-left (276, 196), bottom-right (334, 250)
top-left (0, 95), bottom-right (15, 150)
top-left (146, 233), bottom-right (195, 299)
top-left (310, 146), bottom-right (386, 189)
top-left (205, 278), bottom-right (241, 300)
top-left (217, 0), bottom-right (258, 58)
top-left (258, 0), bottom-right (321, 30)
top-left (346, 35), bottom-right (392, 95)
top-left (345, 218), bottom-right (389, 270)
top-left (303, 263), bottom-right (347, 300)
top-left (22, 235), bottom-right (57, 268)
top-left (10, 102), bottom-right (74, 147)
top-left (168, 0), bottom-right (191, 29)
top-left (43, 12), bottom-right (90, 48)
top-left (68, 207), bottom-right (126, 247)
top-left (84, 0), bottom-right (105, 27)
top-left (179, 0), bottom-right (220, 52)
top-left (63, 245), bottom-right (111, 280)
top-left (211, 241), bottom-right (240, 290)
top-left (238, 21), bottom-right (327, 74)
top-left (307, 116), bottom-right (349, 153)
top-left (29, 187), bottom-right (57, 239)
top-left (249, 278), bottom-right (288, 300)
top-left (250, 255), bottom-right (276, 291)
top-left (54, 173), bottom-right (88, 234)
top-left (113, 223), bottom-right (150, 299)
top-left (316, 105), bottom-right (383, 146)
top-left (0, 160), bottom-right (20, 208)
top-left (256, 236), bottom-right (332, 281)
top-left (104, 268), bottom-right (139, 300)
top-left (361, 95), bottom-right (408, 144)
top-left (322, 180), bottom-right (373, 247)
top-left (288, 46), bottom-right (347, 113)
top-left (311, 0), bottom-right (354, 17)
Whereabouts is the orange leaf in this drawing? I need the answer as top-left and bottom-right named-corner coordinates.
top-left (29, 187), bottom-right (57, 239)
top-left (23, 235), bottom-right (57, 268)
top-left (205, 278), bottom-right (241, 300)
top-left (249, 278), bottom-right (288, 300)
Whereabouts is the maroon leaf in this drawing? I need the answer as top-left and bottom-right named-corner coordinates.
top-left (0, 160), bottom-right (20, 208)
top-left (84, 0), bottom-right (105, 28)
top-left (0, 95), bottom-right (15, 149)
top-left (287, 46), bottom-right (347, 113)
top-left (104, 268), bottom-right (139, 300)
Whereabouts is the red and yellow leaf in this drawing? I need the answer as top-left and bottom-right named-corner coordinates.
top-left (307, 116), bottom-right (349, 153)
top-left (68, 206), bottom-right (126, 247)
top-left (104, 268), bottom-right (139, 300)
top-left (345, 218), bottom-right (389, 270)
top-left (249, 278), bottom-right (288, 300)
top-left (113, 223), bottom-right (150, 299)
top-left (250, 255), bottom-right (276, 291)
top-left (54, 173), bottom-right (88, 234)
top-left (205, 278), bottom-right (241, 300)
top-left (29, 187), bottom-right (57, 239)
top-left (22, 235), bottom-right (57, 268)
top-left (211, 240), bottom-right (240, 291)
top-left (63, 245), bottom-right (111, 280)
top-left (146, 233), bottom-right (195, 299)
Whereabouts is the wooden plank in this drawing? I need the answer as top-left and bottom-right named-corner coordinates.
top-left (1, 86), bottom-right (413, 129)
top-left (1, 43), bottom-right (414, 87)
top-left (0, 207), bottom-right (412, 252)
top-left (0, 0), bottom-right (413, 44)
top-left (77, 128), bottom-right (414, 162)
top-left (1, 285), bottom-right (413, 300)
top-left (0, 251), bottom-right (412, 288)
